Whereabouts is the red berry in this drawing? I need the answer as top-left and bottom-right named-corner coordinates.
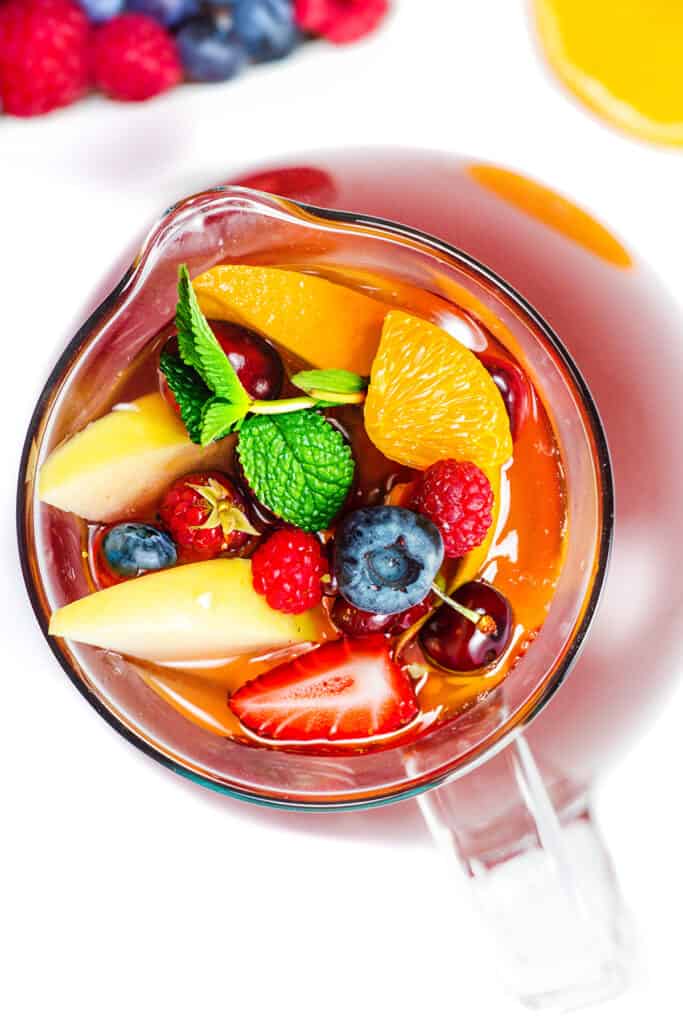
top-left (160, 472), bottom-right (256, 558)
top-left (252, 528), bottom-right (328, 614)
top-left (93, 14), bottom-right (182, 102)
top-left (419, 582), bottom-right (513, 673)
top-left (294, 0), bottom-right (389, 44)
top-left (209, 321), bottom-right (284, 401)
top-left (412, 459), bottom-right (494, 559)
top-left (158, 326), bottom-right (283, 415)
top-left (230, 637), bottom-right (419, 742)
top-left (0, 0), bottom-right (91, 117)
top-left (331, 594), bottom-right (432, 638)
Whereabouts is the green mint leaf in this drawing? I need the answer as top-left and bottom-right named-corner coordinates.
top-left (291, 369), bottom-right (367, 396)
top-left (200, 397), bottom-right (245, 446)
top-left (159, 351), bottom-right (211, 445)
top-left (175, 265), bottom-right (251, 415)
top-left (237, 410), bottom-right (355, 531)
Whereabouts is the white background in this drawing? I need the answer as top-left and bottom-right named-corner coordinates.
top-left (2, 1), bottom-right (682, 1020)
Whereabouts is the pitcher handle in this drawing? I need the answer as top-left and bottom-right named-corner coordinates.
top-left (416, 735), bottom-right (632, 1011)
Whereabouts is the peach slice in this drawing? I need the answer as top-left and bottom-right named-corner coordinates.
top-left (38, 394), bottom-right (234, 523)
top-left (49, 559), bottom-right (326, 662)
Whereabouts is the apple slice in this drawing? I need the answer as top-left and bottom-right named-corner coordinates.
top-left (38, 393), bottom-right (233, 522)
top-left (49, 559), bottom-right (325, 662)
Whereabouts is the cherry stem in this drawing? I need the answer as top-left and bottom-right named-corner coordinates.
top-left (430, 583), bottom-right (497, 635)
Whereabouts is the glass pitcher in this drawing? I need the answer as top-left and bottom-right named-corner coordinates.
top-left (19, 152), bottom-right (683, 1011)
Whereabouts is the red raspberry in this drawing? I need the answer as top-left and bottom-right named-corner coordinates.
top-left (252, 529), bottom-right (329, 614)
top-left (294, 0), bottom-right (389, 45)
top-left (93, 14), bottom-right (182, 102)
top-left (0, 0), bottom-right (91, 117)
top-left (412, 459), bottom-right (494, 559)
top-left (160, 472), bottom-right (257, 559)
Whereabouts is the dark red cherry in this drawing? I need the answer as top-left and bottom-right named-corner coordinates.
top-left (159, 325), bottom-right (283, 411)
top-left (209, 321), bottom-right (283, 400)
top-left (479, 354), bottom-right (531, 440)
top-left (419, 581), bottom-right (512, 673)
top-left (331, 595), bottom-right (433, 638)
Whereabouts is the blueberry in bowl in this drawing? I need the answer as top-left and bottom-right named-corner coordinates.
top-left (334, 506), bottom-right (444, 615)
top-left (102, 522), bottom-right (177, 578)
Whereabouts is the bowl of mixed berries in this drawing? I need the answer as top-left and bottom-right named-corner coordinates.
top-left (0, 0), bottom-right (390, 116)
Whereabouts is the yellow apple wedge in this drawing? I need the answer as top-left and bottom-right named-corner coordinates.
top-left (49, 560), bottom-right (325, 662)
top-left (192, 265), bottom-right (389, 374)
top-left (38, 394), bottom-right (233, 522)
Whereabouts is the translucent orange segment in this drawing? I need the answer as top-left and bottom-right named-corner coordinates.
top-left (192, 265), bottom-right (389, 374)
top-left (533, 0), bottom-right (683, 146)
top-left (364, 311), bottom-right (513, 471)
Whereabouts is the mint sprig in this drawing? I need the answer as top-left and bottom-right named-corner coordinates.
top-left (158, 351), bottom-right (211, 445)
top-left (291, 369), bottom-right (367, 397)
top-left (176, 265), bottom-right (251, 411)
top-left (162, 266), bottom-right (358, 529)
top-left (166, 268), bottom-right (368, 444)
top-left (237, 410), bottom-right (355, 531)
top-left (200, 397), bottom-right (247, 446)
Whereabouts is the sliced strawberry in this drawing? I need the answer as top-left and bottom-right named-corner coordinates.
top-left (229, 637), bottom-right (419, 742)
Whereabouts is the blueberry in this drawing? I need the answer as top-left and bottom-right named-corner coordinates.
top-left (334, 507), bottom-right (444, 615)
top-left (102, 523), bottom-right (177, 578)
top-left (232, 0), bottom-right (301, 62)
top-left (78, 0), bottom-right (124, 22)
top-left (176, 16), bottom-right (249, 82)
top-left (126, 0), bottom-right (200, 27)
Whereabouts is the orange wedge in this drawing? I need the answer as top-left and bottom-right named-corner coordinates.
top-left (192, 265), bottom-right (389, 374)
top-left (365, 311), bottom-right (513, 471)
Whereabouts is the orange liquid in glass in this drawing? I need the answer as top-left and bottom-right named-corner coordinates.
top-left (533, 0), bottom-right (683, 145)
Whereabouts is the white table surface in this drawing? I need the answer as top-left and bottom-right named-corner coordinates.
top-left (3, 1), bottom-right (683, 1020)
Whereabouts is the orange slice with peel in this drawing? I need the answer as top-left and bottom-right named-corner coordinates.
top-left (365, 311), bottom-right (513, 471)
top-left (192, 265), bottom-right (389, 374)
